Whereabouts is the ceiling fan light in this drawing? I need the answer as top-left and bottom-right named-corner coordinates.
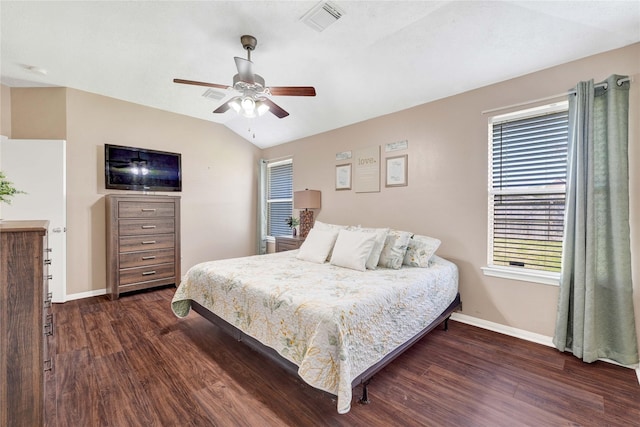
top-left (241, 97), bottom-right (255, 113)
top-left (228, 98), bottom-right (242, 113)
top-left (255, 100), bottom-right (270, 116)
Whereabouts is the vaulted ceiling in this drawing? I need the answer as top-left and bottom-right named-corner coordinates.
top-left (2, 1), bottom-right (639, 148)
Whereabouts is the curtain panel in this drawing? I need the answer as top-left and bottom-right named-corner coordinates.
top-left (257, 159), bottom-right (268, 255)
top-left (553, 75), bottom-right (638, 365)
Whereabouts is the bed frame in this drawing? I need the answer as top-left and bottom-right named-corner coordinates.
top-left (191, 292), bottom-right (462, 405)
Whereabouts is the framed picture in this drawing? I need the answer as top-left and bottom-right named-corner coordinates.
top-left (386, 155), bottom-right (408, 187)
top-left (335, 163), bottom-right (352, 190)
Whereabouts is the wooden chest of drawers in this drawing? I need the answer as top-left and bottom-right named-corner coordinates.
top-left (0, 220), bottom-right (52, 426)
top-left (106, 195), bottom-right (181, 300)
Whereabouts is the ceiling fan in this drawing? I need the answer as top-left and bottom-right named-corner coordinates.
top-left (174, 35), bottom-right (316, 119)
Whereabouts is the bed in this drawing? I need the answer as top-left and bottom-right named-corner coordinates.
top-left (171, 241), bottom-right (460, 414)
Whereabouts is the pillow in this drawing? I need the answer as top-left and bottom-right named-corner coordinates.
top-left (296, 228), bottom-right (339, 263)
top-left (329, 229), bottom-right (377, 271)
top-left (313, 220), bottom-right (349, 232)
top-left (377, 229), bottom-right (413, 269)
top-left (356, 227), bottom-right (390, 269)
top-left (312, 221), bottom-right (350, 261)
top-left (403, 235), bottom-right (441, 267)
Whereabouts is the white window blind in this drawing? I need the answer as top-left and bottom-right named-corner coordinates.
top-left (267, 159), bottom-right (293, 237)
top-left (489, 105), bottom-right (568, 273)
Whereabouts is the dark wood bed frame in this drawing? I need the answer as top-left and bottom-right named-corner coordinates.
top-left (191, 292), bottom-right (462, 406)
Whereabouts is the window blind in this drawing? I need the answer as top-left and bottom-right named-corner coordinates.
top-left (491, 110), bottom-right (568, 272)
top-left (267, 161), bottom-right (293, 237)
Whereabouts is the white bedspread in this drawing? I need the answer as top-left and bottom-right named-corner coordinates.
top-left (171, 250), bottom-right (458, 413)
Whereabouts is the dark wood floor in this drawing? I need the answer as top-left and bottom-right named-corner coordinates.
top-left (45, 286), bottom-right (640, 426)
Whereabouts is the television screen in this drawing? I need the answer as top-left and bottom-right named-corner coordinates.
top-left (105, 144), bottom-right (182, 192)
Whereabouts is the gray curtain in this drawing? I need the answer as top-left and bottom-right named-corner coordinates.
top-left (256, 159), bottom-right (267, 254)
top-left (553, 75), bottom-right (638, 365)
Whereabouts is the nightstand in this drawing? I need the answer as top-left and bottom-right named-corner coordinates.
top-left (275, 235), bottom-right (305, 252)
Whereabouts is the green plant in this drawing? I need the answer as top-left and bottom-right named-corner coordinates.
top-left (285, 216), bottom-right (299, 228)
top-left (0, 170), bottom-right (26, 204)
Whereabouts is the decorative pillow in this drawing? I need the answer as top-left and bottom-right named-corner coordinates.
top-left (329, 229), bottom-right (377, 271)
top-left (296, 228), bottom-right (339, 264)
top-left (356, 227), bottom-right (390, 269)
top-left (403, 235), bottom-right (441, 267)
top-left (377, 229), bottom-right (413, 269)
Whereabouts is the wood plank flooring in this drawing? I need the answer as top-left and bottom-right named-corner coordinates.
top-left (45, 286), bottom-right (640, 426)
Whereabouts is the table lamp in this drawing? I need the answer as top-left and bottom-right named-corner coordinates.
top-left (294, 189), bottom-right (321, 238)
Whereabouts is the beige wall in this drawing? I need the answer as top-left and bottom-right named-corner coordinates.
top-left (263, 43), bottom-right (640, 350)
top-left (11, 87), bottom-right (67, 139)
top-left (0, 84), bottom-right (11, 137)
top-left (10, 87), bottom-right (261, 295)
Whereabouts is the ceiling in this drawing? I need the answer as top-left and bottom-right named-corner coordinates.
top-left (1, 1), bottom-right (639, 148)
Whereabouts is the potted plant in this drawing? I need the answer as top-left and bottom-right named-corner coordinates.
top-left (285, 216), bottom-right (300, 236)
top-left (0, 170), bottom-right (25, 205)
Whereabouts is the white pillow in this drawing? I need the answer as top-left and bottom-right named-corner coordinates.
top-left (296, 228), bottom-right (339, 263)
top-left (313, 220), bottom-right (349, 232)
top-left (403, 235), bottom-right (441, 267)
top-left (312, 221), bottom-right (350, 261)
top-left (356, 227), bottom-right (390, 269)
top-left (377, 229), bottom-right (413, 269)
top-left (329, 229), bottom-right (377, 271)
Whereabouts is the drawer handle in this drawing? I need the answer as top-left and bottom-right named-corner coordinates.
top-left (44, 292), bottom-right (52, 308)
top-left (141, 208), bottom-right (156, 212)
top-left (44, 315), bottom-right (54, 336)
top-left (44, 359), bottom-right (53, 372)
top-left (141, 225), bottom-right (156, 229)
top-left (141, 256), bottom-right (156, 260)
top-left (142, 241), bottom-right (157, 245)
top-left (142, 271), bottom-right (157, 276)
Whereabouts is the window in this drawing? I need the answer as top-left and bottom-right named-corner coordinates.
top-left (266, 159), bottom-right (293, 238)
top-left (485, 102), bottom-right (568, 283)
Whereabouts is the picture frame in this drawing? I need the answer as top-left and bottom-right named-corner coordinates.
top-left (335, 163), bottom-right (352, 190)
top-left (385, 155), bottom-right (408, 187)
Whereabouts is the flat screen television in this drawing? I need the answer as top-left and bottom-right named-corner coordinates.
top-left (105, 144), bottom-right (182, 192)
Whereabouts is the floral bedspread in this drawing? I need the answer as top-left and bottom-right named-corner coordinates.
top-left (171, 250), bottom-right (458, 414)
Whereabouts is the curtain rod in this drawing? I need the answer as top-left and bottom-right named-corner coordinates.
top-left (481, 77), bottom-right (631, 115)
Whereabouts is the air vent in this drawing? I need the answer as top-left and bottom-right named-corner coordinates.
top-left (301, 1), bottom-right (345, 32)
top-left (201, 88), bottom-right (225, 100)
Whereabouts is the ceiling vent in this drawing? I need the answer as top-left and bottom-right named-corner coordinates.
top-left (201, 88), bottom-right (225, 100)
top-left (301, 1), bottom-right (345, 32)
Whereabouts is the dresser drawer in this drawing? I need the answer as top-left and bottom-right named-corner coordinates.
top-left (119, 218), bottom-right (175, 236)
top-left (119, 234), bottom-right (175, 252)
top-left (118, 201), bottom-right (175, 218)
top-left (119, 263), bottom-right (175, 286)
top-left (119, 248), bottom-right (175, 269)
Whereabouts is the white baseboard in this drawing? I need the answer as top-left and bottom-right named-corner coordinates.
top-left (450, 312), bottom-right (554, 347)
top-left (61, 288), bottom-right (107, 302)
top-left (450, 312), bottom-right (640, 385)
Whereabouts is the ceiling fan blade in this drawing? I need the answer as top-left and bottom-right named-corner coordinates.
top-left (261, 98), bottom-right (289, 118)
top-left (173, 78), bottom-right (230, 90)
top-left (268, 86), bottom-right (316, 97)
top-left (234, 57), bottom-right (254, 84)
top-left (213, 101), bottom-right (232, 114)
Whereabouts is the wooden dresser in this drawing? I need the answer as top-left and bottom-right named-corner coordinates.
top-left (106, 194), bottom-right (181, 300)
top-left (0, 220), bottom-right (53, 426)
top-left (275, 235), bottom-right (305, 252)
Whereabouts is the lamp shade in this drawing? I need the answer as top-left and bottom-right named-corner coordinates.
top-left (294, 189), bottom-right (321, 209)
